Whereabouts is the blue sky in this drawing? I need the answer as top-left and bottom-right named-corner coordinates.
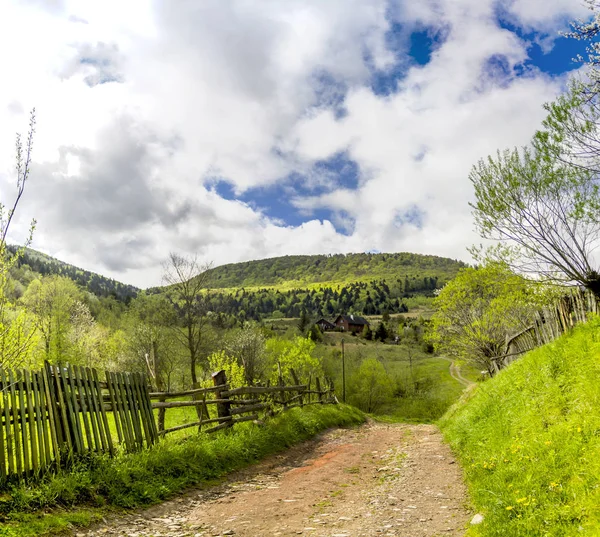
top-left (0, 0), bottom-right (595, 286)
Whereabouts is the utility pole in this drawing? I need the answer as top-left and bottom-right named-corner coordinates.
top-left (341, 338), bottom-right (346, 403)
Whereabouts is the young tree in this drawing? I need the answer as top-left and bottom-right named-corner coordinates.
top-left (429, 264), bottom-right (540, 375)
top-left (348, 358), bottom-right (394, 413)
top-left (0, 110), bottom-right (37, 369)
top-left (374, 321), bottom-right (388, 342)
top-left (470, 87), bottom-right (600, 297)
top-left (163, 253), bottom-right (212, 386)
top-left (225, 325), bottom-right (266, 385)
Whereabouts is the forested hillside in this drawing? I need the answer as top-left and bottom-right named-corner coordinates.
top-left (203, 252), bottom-right (466, 289)
top-left (148, 252), bottom-right (467, 320)
top-left (8, 246), bottom-right (139, 302)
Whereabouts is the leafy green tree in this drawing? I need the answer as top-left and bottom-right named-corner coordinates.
top-left (297, 309), bottom-right (310, 334)
top-left (307, 324), bottom-right (323, 342)
top-left (348, 358), bottom-right (394, 413)
top-left (265, 336), bottom-right (323, 384)
top-left (21, 275), bottom-right (81, 363)
top-left (429, 264), bottom-right (541, 375)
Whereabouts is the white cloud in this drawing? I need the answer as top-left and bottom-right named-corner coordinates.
top-left (0, 0), bottom-right (590, 287)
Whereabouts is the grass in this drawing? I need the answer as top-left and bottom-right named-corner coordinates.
top-left (439, 317), bottom-right (600, 536)
top-left (0, 404), bottom-right (364, 536)
top-left (320, 336), bottom-right (468, 422)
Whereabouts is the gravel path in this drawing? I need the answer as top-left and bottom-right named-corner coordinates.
top-left (75, 422), bottom-right (471, 537)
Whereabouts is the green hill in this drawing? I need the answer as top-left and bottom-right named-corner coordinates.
top-left (8, 246), bottom-right (139, 302)
top-left (154, 252), bottom-right (467, 321)
top-left (204, 252), bottom-right (466, 289)
top-left (439, 319), bottom-right (600, 536)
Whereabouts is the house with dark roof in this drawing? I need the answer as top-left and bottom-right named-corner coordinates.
top-left (333, 314), bottom-right (370, 333)
top-left (316, 318), bottom-right (336, 332)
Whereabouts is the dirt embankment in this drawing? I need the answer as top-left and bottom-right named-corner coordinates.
top-left (77, 422), bottom-right (470, 537)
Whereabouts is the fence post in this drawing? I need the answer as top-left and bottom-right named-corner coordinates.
top-left (289, 368), bottom-right (303, 408)
top-left (315, 377), bottom-right (323, 404)
top-left (211, 370), bottom-right (231, 427)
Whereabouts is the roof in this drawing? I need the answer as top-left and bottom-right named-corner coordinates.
top-left (334, 314), bottom-right (369, 326)
top-left (316, 318), bottom-right (335, 325)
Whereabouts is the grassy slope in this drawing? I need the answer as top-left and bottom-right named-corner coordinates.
top-left (439, 318), bottom-right (600, 536)
top-left (1, 405), bottom-right (364, 536)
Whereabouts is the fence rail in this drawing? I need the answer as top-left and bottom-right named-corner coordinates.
top-left (149, 369), bottom-right (335, 437)
top-left (0, 362), bottom-right (335, 485)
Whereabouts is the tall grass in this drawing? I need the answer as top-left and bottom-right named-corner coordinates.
top-left (0, 404), bottom-right (364, 536)
top-left (439, 317), bottom-right (600, 536)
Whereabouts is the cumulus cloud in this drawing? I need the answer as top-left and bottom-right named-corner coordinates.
top-left (0, 0), bottom-right (591, 286)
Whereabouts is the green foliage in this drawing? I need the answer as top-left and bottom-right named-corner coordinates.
top-left (439, 318), bottom-right (600, 536)
top-left (0, 405), bottom-right (364, 536)
top-left (361, 324), bottom-right (373, 340)
top-left (348, 358), bottom-right (394, 413)
top-left (265, 336), bottom-right (323, 383)
top-left (429, 264), bottom-right (540, 375)
top-left (374, 321), bottom-right (388, 342)
top-left (207, 350), bottom-right (246, 388)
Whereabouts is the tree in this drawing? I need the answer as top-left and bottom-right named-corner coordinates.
top-left (0, 110), bottom-right (37, 369)
top-left (225, 325), bottom-right (266, 385)
top-left (429, 264), bottom-right (540, 375)
top-left (297, 309), bottom-right (310, 334)
top-left (374, 321), bottom-right (388, 342)
top-left (163, 253), bottom-right (212, 386)
top-left (21, 275), bottom-right (81, 362)
top-left (348, 358), bottom-right (394, 413)
top-left (469, 88), bottom-right (600, 297)
top-left (361, 324), bottom-right (373, 340)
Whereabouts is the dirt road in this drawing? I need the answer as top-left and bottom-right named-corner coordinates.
top-left (78, 422), bottom-right (470, 537)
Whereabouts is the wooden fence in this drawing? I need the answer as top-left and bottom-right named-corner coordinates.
top-left (0, 362), bottom-right (157, 484)
top-left (0, 362), bottom-right (334, 485)
top-left (150, 369), bottom-right (336, 437)
top-left (496, 288), bottom-right (599, 370)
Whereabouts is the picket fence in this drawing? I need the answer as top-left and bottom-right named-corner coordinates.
top-left (0, 362), bottom-right (334, 485)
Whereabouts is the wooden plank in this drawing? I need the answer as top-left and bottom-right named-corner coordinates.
top-left (230, 403), bottom-right (269, 415)
top-left (0, 367), bottom-right (7, 480)
top-left (140, 375), bottom-right (159, 446)
top-left (52, 364), bottom-right (74, 457)
top-left (17, 370), bottom-right (32, 475)
top-left (123, 373), bottom-right (144, 449)
top-left (41, 365), bottom-right (61, 466)
top-left (132, 374), bottom-right (152, 448)
top-left (82, 367), bottom-right (103, 453)
top-left (73, 366), bottom-right (94, 452)
top-left (23, 370), bottom-right (39, 474)
top-left (32, 371), bottom-right (50, 469)
top-left (151, 399), bottom-right (233, 409)
top-left (105, 371), bottom-right (124, 446)
top-left (114, 372), bottom-right (135, 452)
top-left (149, 385), bottom-right (225, 399)
top-left (65, 364), bottom-right (84, 455)
top-left (8, 370), bottom-right (22, 476)
top-left (222, 385), bottom-right (306, 397)
top-left (92, 368), bottom-right (114, 455)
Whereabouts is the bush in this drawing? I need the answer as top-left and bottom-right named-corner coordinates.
top-left (348, 358), bottom-right (394, 412)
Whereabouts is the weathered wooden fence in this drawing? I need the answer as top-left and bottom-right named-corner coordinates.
top-left (0, 362), bottom-right (157, 484)
top-left (0, 362), bottom-right (334, 485)
top-left (497, 288), bottom-right (599, 370)
top-left (150, 369), bottom-right (336, 437)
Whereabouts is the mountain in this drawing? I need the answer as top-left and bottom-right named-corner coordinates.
top-left (203, 252), bottom-right (467, 290)
top-left (8, 246), bottom-right (139, 302)
top-left (175, 252), bottom-right (468, 321)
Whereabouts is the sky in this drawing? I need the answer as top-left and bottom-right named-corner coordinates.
top-left (0, 0), bottom-right (593, 288)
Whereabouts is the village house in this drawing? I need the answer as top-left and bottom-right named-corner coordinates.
top-left (333, 314), bottom-right (370, 334)
top-left (316, 318), bottom-right (336, 332)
